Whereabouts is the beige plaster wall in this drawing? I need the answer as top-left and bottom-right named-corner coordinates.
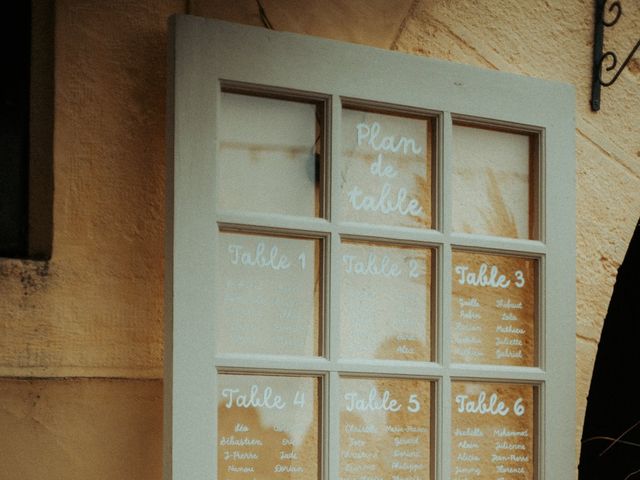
top-left (0, 1), bottom-right (638, 478)
top-left (0, 378), bottom-right (162, 480)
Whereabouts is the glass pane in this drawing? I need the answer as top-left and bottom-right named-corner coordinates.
top-left (216, 231), bottom-right (322, 356)
top-left (341, 108), bottom-right (434, 228)
top-left (219, 92), bottom-right (321, 217)
top-left (340, 240), bottom-right (433, 361)
top-left (340, 377), bottom-right (432, 479)
top-left (218, 374), bottom-right (320, 479)
top-left (452, 124), bottom-right (536, 239)
top-left (451, 381), bottom-right (536, 479)
top-left (451, 251), bottom-right (536, 367)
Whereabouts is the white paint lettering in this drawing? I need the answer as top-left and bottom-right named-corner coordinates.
top-left (228, 242), bottom-right (291, 271)
top-left (356, 121), bottom-right (423, 155)
top-left (344, 388), bottom-right (402, 412)
top-left (455, 391), bottom-right (510, 416)
top-left (454, 263), bottom-right (511, 289)
top-left (221, 384), bottom-right (286, 410)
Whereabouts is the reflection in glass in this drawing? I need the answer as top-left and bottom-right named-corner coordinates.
top-left (340, 240), bottom-right (433, 361)
top-left (451, 381), bottom-right (536, 480)
top-left (219, 92), bottom-right (321, 217)
top-left (339, 377), bottom-right (432, 479)
top-left (218, 374), bottom-right (320, 479)
top-left (341, 109), bottom-right (434, 228)
top-left (452, 124), bottom-right (536, 239)
top-left (216, 231), bottom-right (322, 356)
top-left (451, 250), bottom-right (536, 366)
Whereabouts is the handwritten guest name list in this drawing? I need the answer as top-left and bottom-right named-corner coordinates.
top-left (340, 378), bottom-right (431, 480)
top-left (451, 382), bottom-right (535, 480)
top-left (451, 251), bottom-right (536, 367)
top-left (340, 241), bottom-right (432, 361)
top-left (341, 110), bottom-right (432, 228)
top-left (218, 375), bottom-right (319, 479)
top-left (216, 233), bottom-right (321, 356)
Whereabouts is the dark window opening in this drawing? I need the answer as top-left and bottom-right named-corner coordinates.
top-left (0, 1), bottom-right (54, 260)
top-left (0, 2), bottom-right (31, 257)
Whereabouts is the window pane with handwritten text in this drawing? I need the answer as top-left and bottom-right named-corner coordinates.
top-left (453, 125), bottom-right (536, 239)
top-left (216, 232), bottom-right (322, 356)
top-left (218, 374), bottom-right (320, 479)
top-left (451, 251), bottom-right (537, 366)
top-left (340, 377), bottom-right (432, 479)
top-left (219, 93), bottom-right (321, 217)
top-left (451, 382), bottom-right (536, 480)
top-left (340, 240), bottom-right (433, 361)
top-left (341, 109), bottom-right (434, 228)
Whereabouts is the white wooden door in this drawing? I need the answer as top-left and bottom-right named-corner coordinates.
top-left (166, 15), bottom-right (575, 480)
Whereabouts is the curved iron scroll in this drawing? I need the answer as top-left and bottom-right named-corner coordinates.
top-left (591, 0), bottom-right (640, 111)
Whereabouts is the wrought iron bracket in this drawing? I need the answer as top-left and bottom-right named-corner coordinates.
top-left (591, 0), bottom-right (640, 111)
